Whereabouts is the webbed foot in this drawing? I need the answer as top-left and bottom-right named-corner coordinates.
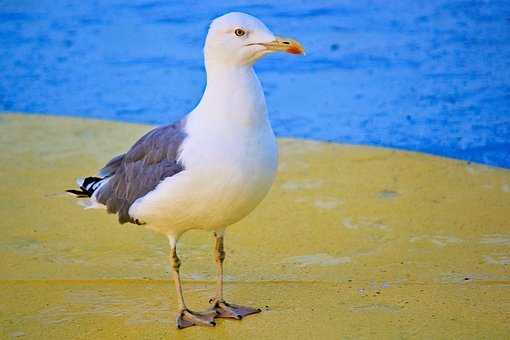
top-left (176, 309), bottom-right (217, 329)
top-left (209, 299), bottom-right (261, 320)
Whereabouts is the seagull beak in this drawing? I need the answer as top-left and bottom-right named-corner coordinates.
top-left (256, 36), bottom-right (306, 55)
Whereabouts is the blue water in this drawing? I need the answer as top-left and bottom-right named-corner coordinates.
top-left (1, 1), bottom-right (509, 168)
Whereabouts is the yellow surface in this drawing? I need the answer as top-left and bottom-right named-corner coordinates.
top-left (1, 114), bottom-right (509, 339)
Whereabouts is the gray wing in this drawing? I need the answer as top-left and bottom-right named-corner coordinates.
top-left (95, 120), bottom-right (187, 224)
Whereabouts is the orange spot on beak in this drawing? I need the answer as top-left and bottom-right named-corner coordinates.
top-left (287, 44), bottom-right (304, 55)
top-left (279, 37), bottom-right (305, 55)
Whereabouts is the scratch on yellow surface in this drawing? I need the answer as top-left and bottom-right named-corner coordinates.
top-left (1, 114), bottom-right (509, 339)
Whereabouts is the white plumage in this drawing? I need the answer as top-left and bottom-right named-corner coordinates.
top-left (130, 66), bottom-right (278, 236)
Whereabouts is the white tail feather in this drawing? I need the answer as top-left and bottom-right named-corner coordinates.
top-left (78, 198), bottom-right (105, 210)
top-left (76, 177), bottom-right (85, 187)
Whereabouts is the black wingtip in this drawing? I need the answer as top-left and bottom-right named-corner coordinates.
top-left (67, 176), bottom-right (105, 198)
top-left (66, 189), bottom-right (89, 198)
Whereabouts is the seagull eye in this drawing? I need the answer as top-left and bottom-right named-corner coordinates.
top-left (234, 28), bottom-right (246, 37)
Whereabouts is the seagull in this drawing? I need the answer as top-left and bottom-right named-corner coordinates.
top-left (67, 12), bottom-right (304, 329)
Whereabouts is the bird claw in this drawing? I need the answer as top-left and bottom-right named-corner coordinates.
top-left (176, 309), bottom-right (217, 329)
top-left (209, 299), bottom-right (261, 320)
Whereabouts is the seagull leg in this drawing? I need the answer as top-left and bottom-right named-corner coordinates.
top-left (168, 237), bottom-right (216, 329)
top-left (209, 232), bottom-right (261, 320)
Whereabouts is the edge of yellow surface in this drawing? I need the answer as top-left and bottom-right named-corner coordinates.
top-left (1, 113), bottom-right (509, 339)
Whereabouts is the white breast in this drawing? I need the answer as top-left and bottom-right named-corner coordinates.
top-left (129, 64), bottom-right (278, 237)
top-left (129, 114), bottom-right (278, 235)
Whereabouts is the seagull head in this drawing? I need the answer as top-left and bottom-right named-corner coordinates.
top-left (204, 12), bottom-right (305, 66)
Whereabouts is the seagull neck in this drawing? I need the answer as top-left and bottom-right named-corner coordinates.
top-left (204, 62), bottom-right (255, 83)
top-left (197, 62), bottom-right (267, 123)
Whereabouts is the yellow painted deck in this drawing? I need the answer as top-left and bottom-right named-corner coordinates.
top-left (1, 114), bottom-right (509, 339)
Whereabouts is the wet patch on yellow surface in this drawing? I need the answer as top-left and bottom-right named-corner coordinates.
top-left (1, 114), bottom-right (509, 339)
